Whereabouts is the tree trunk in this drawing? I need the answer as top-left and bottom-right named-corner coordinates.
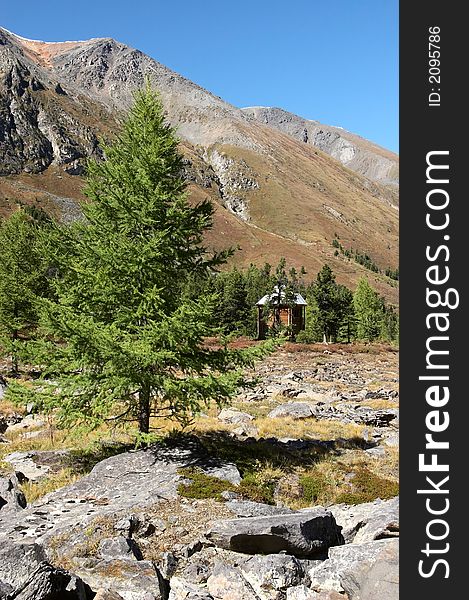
top-left (138, 384), bottom-right (150, 434)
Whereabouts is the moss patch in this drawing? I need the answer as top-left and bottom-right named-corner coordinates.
top-left (336, 467), bottom-right (399, 504)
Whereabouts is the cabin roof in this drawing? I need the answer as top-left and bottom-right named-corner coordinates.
top-left (256, 286), bottom-right (307, 306)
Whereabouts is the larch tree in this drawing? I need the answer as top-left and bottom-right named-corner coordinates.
top-left (7, 86), bottom-right (269, 436)
top-left (0, 208), bottom-right (52, 375)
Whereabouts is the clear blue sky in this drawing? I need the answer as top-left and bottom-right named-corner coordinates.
top-left (2, 0), bottom-right (398, 153)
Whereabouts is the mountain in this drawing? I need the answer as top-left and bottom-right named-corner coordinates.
top-left (241, 106), bottom-right (399, 192)
top-left (0, 27), bottom-right (398, 302)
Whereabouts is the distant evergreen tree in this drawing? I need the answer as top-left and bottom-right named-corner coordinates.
top-left (353, 278), bottom-right (385, 340)
top-left (7, 87), bottom-right (269, 436)
top-left (312, 265), bottom-right (342, 342)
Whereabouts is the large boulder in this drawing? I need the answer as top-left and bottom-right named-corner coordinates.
top-left (327, 497), bottom-right (399, 544)
top-left (207, 509), bottom-right (344, 558)
top-left (308, 538), bottom-right (398, 598)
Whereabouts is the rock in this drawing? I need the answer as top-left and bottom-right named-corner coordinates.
top-left (94, 590), bottom-right (126, 600)
top-left (225, 500), bottom-right (295, 518)
top-left (3, 450), bottom-right (70, 482)
top-left (364, 446), bottom-right (386, 458)
top-left (98, 536), bottom-right (140, 560)
top-left (207, 509), bottom-right (344, 558)
top-left (0, 412), bottom-right (23, 433)
top-left (218, 409), bottom-right (253, 424)
top-left (308, 539), bottom-right (398, 595)
top-left (268, 402), bottom-right (315, 420)
top-left (232, 423), bottom-right (259, 438)
top-left (73, 558), bottom-right (164, 600)
top-left (0, 473), bottom-right (27, 511)
top-left (382, 433), bottom-right (399, 448)
top-left (6, 414), bottom-right (46, 433)
top-left (241, 554), bottom-right (305, 599)
top-left (207, 562), bottom-right (256, 600)
top-left (286, 590), bottom-right (345, 600)
top-left (328, 497), bottom-right (399, 544)
top-left (168, 577), bottom-right (213, 600)
top-left (158, 552), bottom-right (177, 579)
top-left (0, 542), bottom-right (48, 593)
top-left (340, 539), bottom-right (398, 600)
top-left (9, 563), bottom-right (92, 600)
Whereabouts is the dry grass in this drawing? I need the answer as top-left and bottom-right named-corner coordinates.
top-left (255, 416), bottom-right (365, 441)
top-left (361, 398), bottom-right (399, 410)
top-left (21, 468), bottom-right (81, 503)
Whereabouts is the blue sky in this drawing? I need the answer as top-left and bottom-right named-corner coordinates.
top-left (2, 0), bottom-right (398, 153)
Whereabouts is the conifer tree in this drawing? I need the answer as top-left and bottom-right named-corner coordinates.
top-left (353, 277), bottom-right (385, 340)
top-left (0, 209), bottom-right (52, 374)
top-left (7, 87), bottom-right (268, 436)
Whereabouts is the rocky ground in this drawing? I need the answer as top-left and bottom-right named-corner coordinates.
top-left (0, 344), bottom-right (399, 599)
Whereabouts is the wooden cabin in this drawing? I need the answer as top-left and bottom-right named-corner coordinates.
top-left (256, 286), bottom-right (307, 339)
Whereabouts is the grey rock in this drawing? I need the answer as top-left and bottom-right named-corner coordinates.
top-left (241, 554), bottom-right (305, 599)
top-left (0, 542), bottom-right (48, 592)
top-left (98, 536), bottom-right (139, 560)
top-left (158, 552), bottom-right (177, 579)
top-left (3, 450), bottom-right (70, 482)
top-left (0, 473), bottom-right (27, 511)
top-left (268, 402), bottom-right (315, 420)
top-left (364, 446), bottom-right (386, 458)
top-left (207, 509), bottom-right (343, 558)
top-left (340, 539), bottom-right (398, 600)
top-left (9, 563), bottom-right (91, 600)
top-left (217, 409), bottom-right (253, 424)
top-left (6, 414), bottom-right (46, 433)
top-left (73, 558), bottom-right (164, 600)
top-left (207, 562), bottom-right (256, 600)
top-left (168, 577), bottom-right (213, 600)
top-left (286, 589), bottom-right (344, 600)
top-left (308, 539), bottom-right (398, 596)
top-left (225, 500), bottom-right (295, 518)
top-left (94, 590), bottom-right (126, 600)
top-left (328, 497), bottom-right (399, 544)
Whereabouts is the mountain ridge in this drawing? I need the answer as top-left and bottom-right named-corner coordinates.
top-left (0, 27), bottom-right (398, 303)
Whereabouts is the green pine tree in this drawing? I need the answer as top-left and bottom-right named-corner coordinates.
top-left (7, 86), bottom-right (270, 436)
top-left (353, 278), bottom-right (385, 341)
top-left (0, 208), bottom-right (52, 375)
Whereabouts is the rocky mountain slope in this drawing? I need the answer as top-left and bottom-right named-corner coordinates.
top-left (241, 107), bottom-right (399, 191)
top-left (0, 28), bottom-right (398, 302)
